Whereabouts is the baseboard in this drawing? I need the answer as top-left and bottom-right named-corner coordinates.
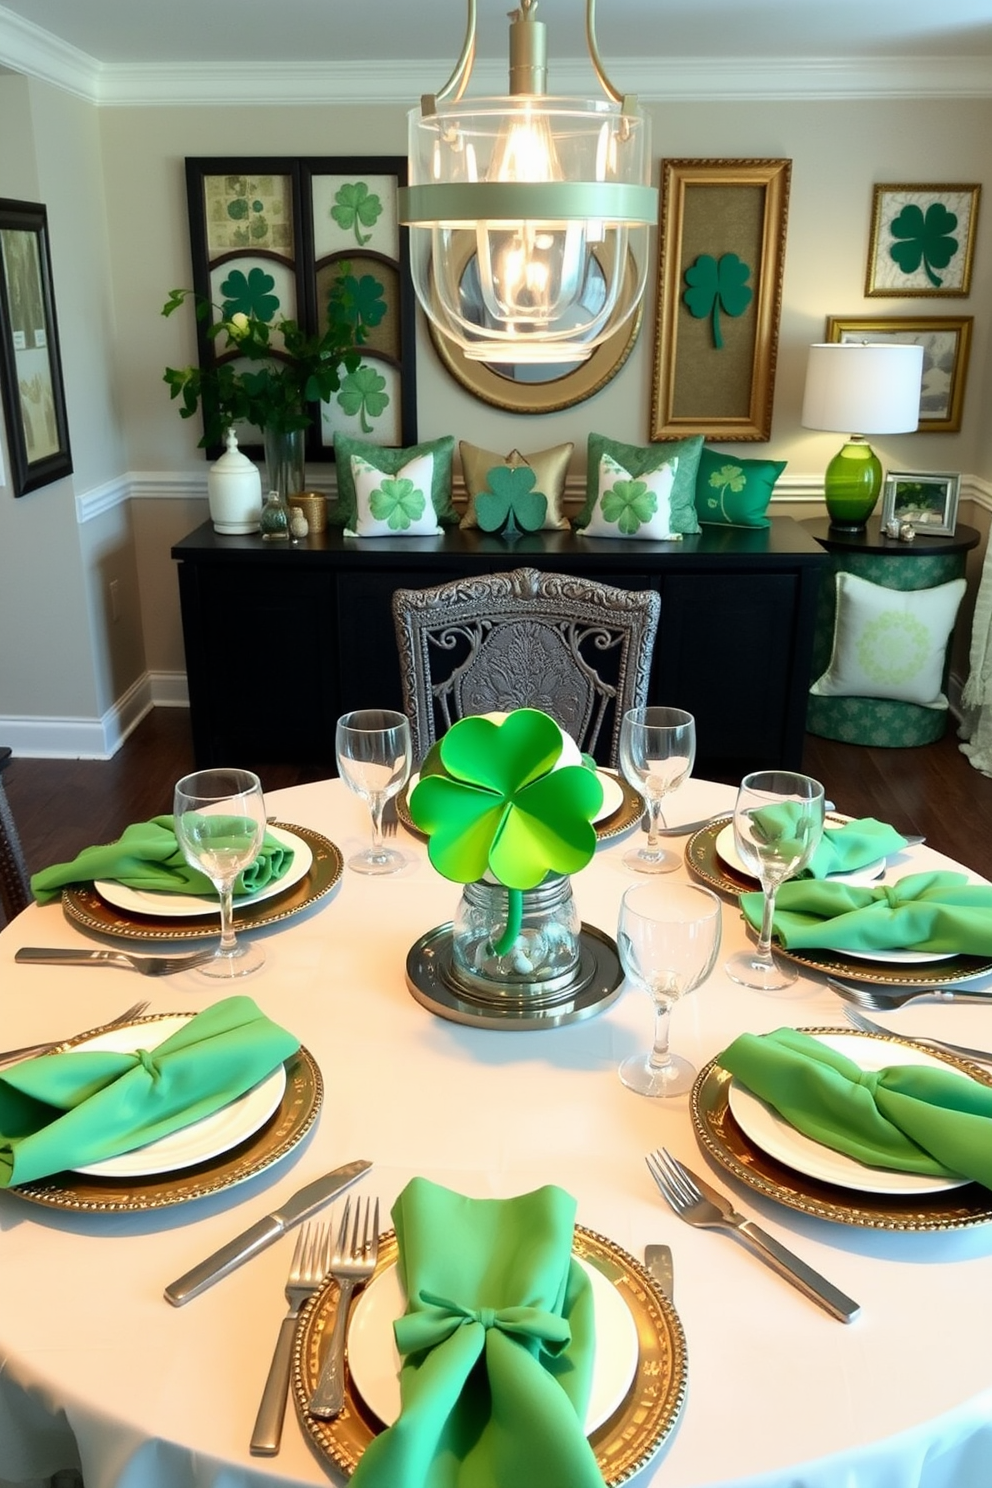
top-left (0, 674), bottom-right (188, 759)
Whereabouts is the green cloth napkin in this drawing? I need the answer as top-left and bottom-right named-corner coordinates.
top-left (0, 995), bottom-right (298, 1186)
top-left (740, 870), bottom-right (992, 955)
top-left (30, 815), bottom-right (293, 904)
top-left (350, 1178), bottom-right (602, 1488)
top-left (751, 804), bottom-right (906, 878)
top-left (721, 1026), bottom-right (992, 1185)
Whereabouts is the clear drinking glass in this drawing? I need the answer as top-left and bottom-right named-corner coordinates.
top-left (335, 709), bottom-right (412, 875)
top-left (725, 769), bottom-right (825, 994)
top-left (617, 881), bottom-right (722, 1098)
top-left (173, 767), bottom-right (267, 979)
top-left (619, 706), bottom-right (696, 873)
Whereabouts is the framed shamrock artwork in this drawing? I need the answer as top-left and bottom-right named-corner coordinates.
top-left (866, 184), bottom-right (981, 298)
top-left (183, 156), bottom-right (417, 461)
top-left (650, 159), bottom-right (791, 442)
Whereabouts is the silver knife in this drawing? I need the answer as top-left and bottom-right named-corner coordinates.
top-left (644, 1243), bottom-right (674, 1301)
top-left (164, 1160), bottom-right (371, 1306)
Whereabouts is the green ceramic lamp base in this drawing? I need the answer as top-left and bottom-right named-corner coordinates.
top-left (824, 438), bottom-right (882, 531)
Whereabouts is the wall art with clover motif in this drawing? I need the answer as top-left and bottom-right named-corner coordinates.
top-left (866, 184), bottom-right (981, 298)
top-left (184, 156), bottom-right (417, 462)
top-left (650, 159), bottom-right (791, 443)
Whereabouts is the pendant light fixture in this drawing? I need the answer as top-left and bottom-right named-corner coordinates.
top-left (398, 0), bottom-right (658, 365)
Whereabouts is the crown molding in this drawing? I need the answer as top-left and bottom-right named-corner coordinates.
top-left (1, 11), bottom-right (990, 108)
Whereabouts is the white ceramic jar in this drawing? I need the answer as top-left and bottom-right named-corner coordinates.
top-left (206, 428), bottom-right (262, 534)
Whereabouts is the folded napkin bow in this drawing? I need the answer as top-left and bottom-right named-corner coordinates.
top-left (350, 1177), bottom-right (602, 1488)
top-left (30, 815), bottom-right (293, 904)
top-left (749, 804), bottom-right (907, 879)
top-left (0, 995), bottom-right (299, 1187)
top-left (741, 870), bottom-right (992, 955)
top-left (721, 1026), bottom-right (992, 1187)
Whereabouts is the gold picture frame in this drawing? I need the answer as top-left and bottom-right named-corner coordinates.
top-left (825, 315), bottom-right (973, 433)
top-left (866, 183), bottom-right (981, 298)
top-left (650, 158), bottom-right (791, 442)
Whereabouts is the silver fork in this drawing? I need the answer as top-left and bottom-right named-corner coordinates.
top-left (826, 976), bottom-right (992, 1012)
top-left (15, 946), bottom-right (219, 976)
top-left (645, 1148), bottom-right (860, 1322)
top-left (843, 1004), bottom-right (992, 1065)
top-left (250, 1221), bottom-right (332, 1456)
top-left (308, 1195), bottom-right (380, 1419)
top-left (0, 999), bottom-right (151, 1067)
top-left (381, 800), bottom-right (399, 838)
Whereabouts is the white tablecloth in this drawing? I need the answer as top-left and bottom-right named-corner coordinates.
top-left (2, 775), bottom-right (992, 1488)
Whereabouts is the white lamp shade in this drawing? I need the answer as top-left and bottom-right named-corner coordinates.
top-left (801, 342), bottom-right (924, 434)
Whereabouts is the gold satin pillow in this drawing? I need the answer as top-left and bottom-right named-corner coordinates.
top-left (459, 441), bottom-right (574, 531)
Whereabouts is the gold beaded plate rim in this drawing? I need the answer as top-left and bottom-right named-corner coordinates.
top-left (397, 769), bottom-right (643, 845)
top-left (60, 823), bottom-right (343, 943)
top-left (11, 1014), bottom-right (323, 1212)
top-left (690, 1025), bottom-right (992, 1231)
top-left (291, 1224), bottom-right (687, 1485)
top-left (685, 820), bottom-right (992, 988)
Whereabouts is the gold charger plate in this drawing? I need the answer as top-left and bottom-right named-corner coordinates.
top-left (61, 823), bottom-right (343, 943)
top-left (12, 1013), bottom-right (323, 1213)
top-left (292, 1225), bottom-right (687, 1485)
top-left (686, 820), bottom-right (992, 988)
top-left (690, 1025), bottom-right (992, 1231)
top-left (396, 770), bottom-right (644, 846)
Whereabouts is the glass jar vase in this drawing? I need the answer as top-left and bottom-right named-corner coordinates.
top-left (451, 875), bottom-right (581, 1003)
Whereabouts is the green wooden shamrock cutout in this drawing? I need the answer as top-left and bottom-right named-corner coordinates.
top-left (409, 709), bottom-right (603, 954)
top-left (601, 478), bottom-right (657, 535)
top-left (368, 477), bottom-right (426, 531)
top-left (337, 365), bottom-right (390, 434)
top-left (220, 266), bottom-right (280, 324)
top-left (889, 202), bottom-right (959, 288)
top-left (473, 465), bottom-right (548, 536)
top-left (682, 253), bottom-right (753, 349)
top-left (331, 181), bottom-right (383, 245)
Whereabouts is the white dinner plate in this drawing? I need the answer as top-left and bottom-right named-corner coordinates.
top-left (714, 823), bottom-right (886, 888)
top-left (347, 1254), bottom-right (639, 1433)
top-left (408, 770), bottom-right (623, 825)
top-left (94, 825), bottom-right (312, 919)
top-left (70, 1015), bottom-right (287, 1178)
top-left (727, 1033), bottom-right (971, 1195)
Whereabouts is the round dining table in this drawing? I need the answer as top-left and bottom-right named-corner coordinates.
top-left (2, 773), bottom-right (992, 1488)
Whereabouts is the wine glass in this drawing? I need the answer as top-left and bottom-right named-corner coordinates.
top-left (619, 707), bottom-right (696, 873)
top-left (725, 769), bottom-right (825, 994)
top-left (335, 709), bottom-right (412, 875)
top-left (617, 881), bottom-right (722, 1098)
top-left (173, 767), bottom-right (267, 979)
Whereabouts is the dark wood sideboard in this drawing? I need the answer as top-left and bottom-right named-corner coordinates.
top-left (172, 516), bottom-right (828, 777)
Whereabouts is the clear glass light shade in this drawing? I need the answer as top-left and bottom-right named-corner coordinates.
top-left (401, 98), bottom-right (656, 363)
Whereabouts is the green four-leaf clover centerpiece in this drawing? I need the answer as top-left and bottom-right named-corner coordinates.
top-left (409, 710), bottom-right (604, 985)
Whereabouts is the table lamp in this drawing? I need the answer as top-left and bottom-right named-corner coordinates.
top-left (801, 342), bottom-right (924, 530)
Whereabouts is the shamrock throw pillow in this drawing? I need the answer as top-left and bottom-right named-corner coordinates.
top-left (331, 433), bottom-right (457, 530)
top-left (811, 571), bottom-right (967, 708)
top-left (575, 433), bottom-right (703, 535)
top-left (577, 452), bottom-right (680, 540)
top-left (460, 442), bottom-right (573, 531)
top-left (695, 447), bottom-right (786, 528)
top-left (347, 451), bottom-right (443, 537)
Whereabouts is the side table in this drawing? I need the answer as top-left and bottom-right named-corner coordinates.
top-left (802, 517), bottom-right (980, 747)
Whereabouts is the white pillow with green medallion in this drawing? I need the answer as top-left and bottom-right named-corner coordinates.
top-left (578, 453), bottom-right (680, 540)
top-left (811, 571), bottom-right (966, 709)
top-left (346, 451), bottom-right (443, 537)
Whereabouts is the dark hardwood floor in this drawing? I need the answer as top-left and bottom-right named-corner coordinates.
top-left (3, 706), bottom-right (992, 883)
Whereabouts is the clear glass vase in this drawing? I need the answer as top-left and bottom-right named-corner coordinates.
top-left (263, 426), bottom-right (306, 503)
top-left (451, 875), bottom-right (581, 1001)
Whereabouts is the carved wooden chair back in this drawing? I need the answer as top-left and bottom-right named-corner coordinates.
top-left (392, 566), bottom-right (660, 767)
top-left (0, 748), bottom-right (31, 925)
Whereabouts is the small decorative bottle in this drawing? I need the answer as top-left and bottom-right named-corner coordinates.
top-left (260, 488), bottom-right (290, 541)
top-left (289, 505), bottom-right (309, 541)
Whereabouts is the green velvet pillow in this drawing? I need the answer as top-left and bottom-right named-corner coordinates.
top-left (575, 434), bottom-right (703, 535)
top-left (330, 434), bottom-right (457, 530)
top-left (695, 447), bottom-right (786, 529)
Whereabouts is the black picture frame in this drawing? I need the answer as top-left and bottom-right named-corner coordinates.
top-left (183, 157), bottom-right (417, 462)
top-left (0, 198), bottom-right (72, 496)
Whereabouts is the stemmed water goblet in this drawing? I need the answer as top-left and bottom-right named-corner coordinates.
top-left (335, 709), bottom-right (412, 875)
top-left (173, 767), bottom-right (267, 979)
top-left (619, 706), bottom-right (696, 873)
top-left (725, 769), bottom-right (825, 994)
top-left (617, 881), bottom-right (722, 1098)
